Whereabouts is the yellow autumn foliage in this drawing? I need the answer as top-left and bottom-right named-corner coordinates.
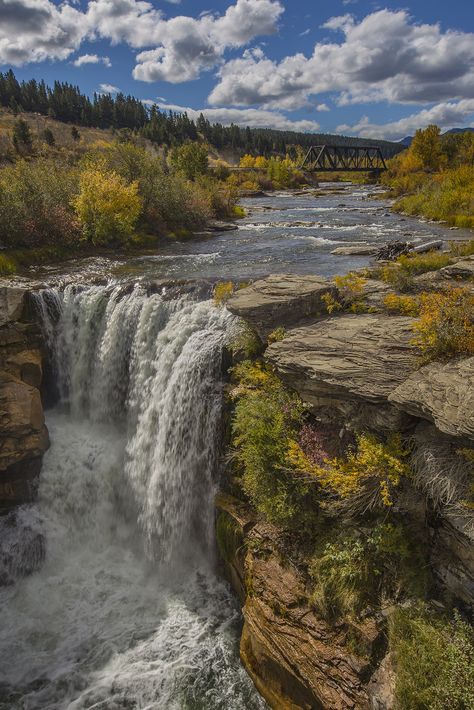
top-left (213, 281), bottom-right (235, 305)
top-left (239, 154), bottom-right (256, 168)
top-left (287, 433), bottom-right (409, 508)
top-left (383, 293), bottom-right (420, 316)
top-left (73, 165), bottom-right (142, 244)
top-left (412, 288), bottom-right (474, 361)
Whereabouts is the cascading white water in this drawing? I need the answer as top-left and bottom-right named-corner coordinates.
top-left (0, 283), bottom-right (265, 710)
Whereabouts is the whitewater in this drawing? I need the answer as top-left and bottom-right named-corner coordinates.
top-left (0, 284), bottom-right (265, 709)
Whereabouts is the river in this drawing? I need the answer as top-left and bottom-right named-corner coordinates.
top-left (0, 184), bottom-right (470, 709)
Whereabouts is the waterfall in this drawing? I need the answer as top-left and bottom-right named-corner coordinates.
top-left (0, 283), bottom-right (265, 709)
top-left (35, 283), bottom-right (235, 562)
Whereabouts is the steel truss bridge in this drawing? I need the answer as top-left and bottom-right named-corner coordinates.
top-left (300, 145), bottom-right (387, 173)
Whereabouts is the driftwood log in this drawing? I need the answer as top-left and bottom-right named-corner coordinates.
top-left (376, 239), bottom-right (443, 261)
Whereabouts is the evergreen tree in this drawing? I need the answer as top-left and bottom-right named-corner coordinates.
top-left (43, 128), bottom-right (55, 146)
top-left (13, 118), bottom-right (33, 152)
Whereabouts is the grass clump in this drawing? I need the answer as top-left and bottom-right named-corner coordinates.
top-left (450, 239), bottom-right (474, 258)
top-left (0, 253), bottom-right (17, 275)
top-left (379, 250), bottom-right (452, 291)
top-left (390, 604), bottom-right (474, 710)
top-left (412, 287), bottom-right (474, 361)
top-left (308, 523), bottom-right (429, 622)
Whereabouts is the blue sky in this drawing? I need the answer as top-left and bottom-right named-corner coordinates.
top-left (1, 0), bottom-right (474, 139)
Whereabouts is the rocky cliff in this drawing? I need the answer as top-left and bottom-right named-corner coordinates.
top-left (0, 286), bottom-right (49, 511)
top-left (223, 271), bottom-right (474, 710)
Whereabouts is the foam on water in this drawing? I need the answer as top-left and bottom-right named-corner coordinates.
top-left (0, 284), bottom-right (265, 709)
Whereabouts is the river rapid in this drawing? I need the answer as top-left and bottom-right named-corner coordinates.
top-left (0, 184), bottom-right (470, 709)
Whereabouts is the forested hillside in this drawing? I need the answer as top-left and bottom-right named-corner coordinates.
top-left (0, 70), bottom-right (402, 158)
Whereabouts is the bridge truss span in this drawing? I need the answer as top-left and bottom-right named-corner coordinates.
top-left (300, 145), bottom-right (387, 173)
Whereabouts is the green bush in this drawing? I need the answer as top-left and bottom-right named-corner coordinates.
top-left (216, 511), bottom-right (242, 564)
top-left (309, 524), bottom-right (429, 622)
top-left (231, 361), bottom-right (319, 531)
top-left (390, 604), bottom-right (474, 710)
top-left (170, 141), bottom-right (209, 180)
top-left (0, 158), bottom-right (79, 247)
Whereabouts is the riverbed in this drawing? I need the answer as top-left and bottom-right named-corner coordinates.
top-left (25, 182), bottom-right (472, 285)
top-left (0, 183), bottom-right (471, 710)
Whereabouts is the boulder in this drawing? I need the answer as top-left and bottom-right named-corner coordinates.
top-left (331, 245), bottom-right (378, 256)
top-left (0, 287), bottom-right (26, 327)
top-left (389, 357), bottom-right (474, 441)
top-left (438, 256), bottom-right (474, 279)
top-left (266, 314), bottom-right (418, 430)
top-left (226, 274), bottom-right (336, 339)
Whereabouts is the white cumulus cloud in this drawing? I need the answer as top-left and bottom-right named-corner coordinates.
top-left (153, 101), bottom-right (320, 131)
top-left (73, 53), bottom-right (111, 67)
top-left (98, 82), bottom-right (120, 94)
top-left (337, 100), bottom-right (474, 141)
top-left (209, 10), bottom-right (474, 110)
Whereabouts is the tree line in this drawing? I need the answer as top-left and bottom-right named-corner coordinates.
top-left (0, 70), bottom-right (402, 158)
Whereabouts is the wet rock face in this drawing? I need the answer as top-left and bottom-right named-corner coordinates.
top-left (0, 288), bottom-right (49, 510)
top-left (216, 495), bottom-right (383, 710)
top-left (226, 274), bottom-right (337, 340)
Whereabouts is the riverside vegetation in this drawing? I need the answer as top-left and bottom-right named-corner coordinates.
top-left (382, 124), bottom-right (474, 229)
top-left (0, 122), bottom-right (241, 275)
top-left (0, 107), bottom-right (319, 275)
top-left (216, 242), bottom-right (474, 708)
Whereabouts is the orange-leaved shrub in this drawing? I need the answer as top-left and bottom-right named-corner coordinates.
top-left (412, 288), bottom-right (474, 361)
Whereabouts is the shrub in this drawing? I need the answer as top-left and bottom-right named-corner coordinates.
top-left (214, 281), bottom-right (235, 305)
top-left (334, 272), bottom-right (368, 313)
top-left (12, 118), bottom-right (33, 153)
top-left (288, 433), bottom-right (409, 512)
top-left (42, 128), bottom-right (55, 147)
top-left (0, 158), bottom-right (80, 247)
top-left (308, 524), bottom-right (429, 621)
top-left (412, 287), bottom-right (474, 361)
top-left (383, 293), bottom-right (420, 316)
top-left (268, 326), bottom-right (286, 343)
top-left (73, 165), bottom-right (142, 245)
top-left (239, 154), bottom-right (256, 168)
top-left (170, 141), bottom-right (208, 180)
top-left (390, 605), bottom-right (474, 710)
top-left (229, 323), bottom-right (263, 359)
top-left (0, 254), bottom-right (16, 275)
top-left (231, 361), bottom-right (319, 530)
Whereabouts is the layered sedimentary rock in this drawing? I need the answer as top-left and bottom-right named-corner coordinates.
top-left (390, 357), bottom-right (474, 441)
top-left (266, 313), bottom-right (418, 432)
top-left (220, 273), bottom-right (474, 709)
top-left (0, 287), bottom-right (49, 509)
top-left (227, 274), bottom-right (336, 339)
top-left (217, 495), bottom-right (384, 710)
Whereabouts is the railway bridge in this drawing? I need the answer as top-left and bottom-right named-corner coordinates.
top-left (300, 145), bottom-right (387, 174)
